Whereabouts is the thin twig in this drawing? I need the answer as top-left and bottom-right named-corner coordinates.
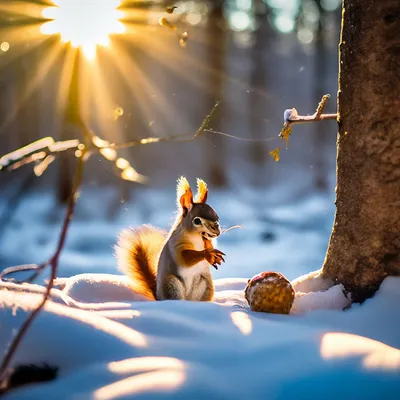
top-left (0, 151), bottom-right (86, 384)
top-left (25, 264), bottom-right (49, 284)
top-left (0, 262), bottom-right (49, 281)
top-left (108, 101), bottom-right (221, 149)
top-left (204, 129), bottom-right (278, 142)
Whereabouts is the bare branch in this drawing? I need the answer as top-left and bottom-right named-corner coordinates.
top-left (287, 113), bottom-right (338, 124)
top-left (0, 150), bottom-right (86, 384)
top-left (269, 94), bottom-right (338, 162)
top-left (281, 94), bottom-right (338, 135)
top-left (282, 94), bottom-right (337, 129)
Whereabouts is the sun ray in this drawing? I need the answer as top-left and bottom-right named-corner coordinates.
top-left (0, 39), bottom-right (63, 135)
top-left (0, 23), bottom-right (44, 49)
top-left (104, 40), bottom-right (171, 133)
top-left (79, 52), bottom-right (121, 138)
top-left (55, 46), bottom-right (80, 116)
top-left (132, 30), bottom-right (214, 96)
top-left (133, 25), bottom-right (272, 102)
top-left (105, 38), bottom-right (184, 142)
top-left (79, 44), bottom-right (151, 144)
top-left (0, 24), bottom-right (50, 74)
top-left (0, 2), bottom-right (45, 20)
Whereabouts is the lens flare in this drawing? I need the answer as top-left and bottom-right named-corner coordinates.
top-left (0, 42), bottom-right (10, 52)
top-left (40, 0), bottom-right (125, 60)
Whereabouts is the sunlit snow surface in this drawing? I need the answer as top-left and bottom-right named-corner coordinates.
top-left (0, 275), bottom-right (399, 399)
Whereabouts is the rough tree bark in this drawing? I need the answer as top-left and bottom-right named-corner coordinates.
top-left (321, 0), bottom-right (400, 302)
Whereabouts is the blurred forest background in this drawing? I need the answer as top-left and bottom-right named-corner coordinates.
top-left (0, 0), bottom-right (342, 279)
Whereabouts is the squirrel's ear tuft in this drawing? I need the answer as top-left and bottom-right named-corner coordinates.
top-left (177, 176), bottom-right (193, 214)
top-left (195, 178), bottom-right (208, 203)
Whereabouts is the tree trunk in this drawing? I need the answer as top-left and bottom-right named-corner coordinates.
top-left (58, 48), bottom-right (82, 203)
top-left (205, 0), bottom-right (228, 188)
top-left (321, 0), bottom-right (400, 302)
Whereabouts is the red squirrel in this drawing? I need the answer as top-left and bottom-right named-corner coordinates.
top-left (115, 176), bottom-right (225, 301)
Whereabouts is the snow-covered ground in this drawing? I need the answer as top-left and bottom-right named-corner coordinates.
top-left (0, 183), bottom-right (399, 398)
top-left (0, 273), bottom-right (399, 399)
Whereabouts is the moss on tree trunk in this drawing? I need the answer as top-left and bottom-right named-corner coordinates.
top-left (321, 0), bottom-right (400, 302)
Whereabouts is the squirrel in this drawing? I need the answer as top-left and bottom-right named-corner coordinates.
top-left (115, 176), bottom-right (226, 301)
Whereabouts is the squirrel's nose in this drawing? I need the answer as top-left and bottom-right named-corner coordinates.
top-left (204, 221), bottom-right (220, 235)
top-left (211, 222), bottom-right (220, 234)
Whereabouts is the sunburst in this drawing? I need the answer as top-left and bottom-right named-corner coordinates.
top-left (0, 1), bottom-right (201, 148)
top-left (40, 0), bottom-right (125, 60)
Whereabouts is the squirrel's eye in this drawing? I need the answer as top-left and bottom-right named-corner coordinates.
top-left (193, 217), bottom-right (202, 226)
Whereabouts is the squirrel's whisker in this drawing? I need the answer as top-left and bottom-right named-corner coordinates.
top-left (220, 225), bottom-right (243, 235)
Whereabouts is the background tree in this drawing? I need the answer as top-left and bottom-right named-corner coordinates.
top-left (321, 0), bottom-right (400, 302)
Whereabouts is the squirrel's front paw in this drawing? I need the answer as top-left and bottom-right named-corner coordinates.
top-left (205, 249), bottom-right (225, 270)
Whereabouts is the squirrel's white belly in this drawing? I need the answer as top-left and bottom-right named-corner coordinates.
top-left (179, 260), bottom-right (209, 278)
top-left (178, 260), bottom-right (209, 293)
top-left (179, 234), bottom-right (210, 293)
top-left (179, 235), bottom-right (210, 292)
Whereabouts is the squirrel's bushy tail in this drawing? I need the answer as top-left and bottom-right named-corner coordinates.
top-left (115, 225), bottom-right (167, 300)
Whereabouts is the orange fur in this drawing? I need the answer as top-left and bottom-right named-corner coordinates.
top-left (179, 249), bottom-right (206, 267)
top-left (173, 236), bottom-right (205, 267)
top-left (203, 237), bottom-right (213, 250)
top-left (176, 176), bottom-right (191, 200)
top-left (195, 178), bottom-right (208, 203)
top-left (115, 225), bottom-right (167, 300)
top-left (177, 176), bottom-right (193, 211)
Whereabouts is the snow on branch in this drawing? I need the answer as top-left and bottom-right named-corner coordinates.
top-left (269, 94), bottom-right (338, 162)
top-left (0, 138), bottom-right (80, 173)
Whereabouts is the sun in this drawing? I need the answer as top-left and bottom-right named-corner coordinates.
top-left (40, 0), bottom-right (125, 60)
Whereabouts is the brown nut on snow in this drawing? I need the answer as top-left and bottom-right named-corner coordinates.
top-left (245, 271), bottom-right (295, 314)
